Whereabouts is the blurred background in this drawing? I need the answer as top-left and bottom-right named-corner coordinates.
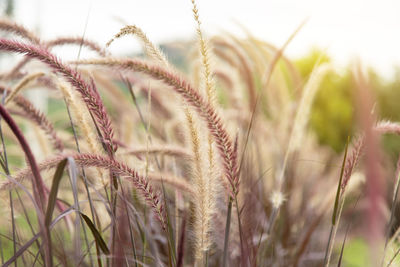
top-left (1, 1), bottom-right (400, 266)
top-left (1, 0), bottom-right (400, 77)
top-left (1, 0), bottom-right (400, 155)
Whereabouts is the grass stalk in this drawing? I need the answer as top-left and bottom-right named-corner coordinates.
top-left (222, 198), bottom-right (233, 267)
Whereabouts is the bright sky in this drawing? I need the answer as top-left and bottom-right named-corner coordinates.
top-left (9, 0), bottom-right (400, 77)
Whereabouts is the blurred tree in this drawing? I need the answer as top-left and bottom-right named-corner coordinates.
top-left (310, 70), bottom-right (354, 152)
top-left (295, 49), bottom-right (354, 152)
top-left (370, 67), bottom-right (400, 163)
top-left (295, 48), bottom-right (330, 78)
top-left (373, 67), bottom-right (400, 122)
top-left (0, 0), bottom-right (14, 16)
top-left (5, 0), bottom-right (13, 16)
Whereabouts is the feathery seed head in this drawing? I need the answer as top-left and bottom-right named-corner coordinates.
top-left (270, 191), bottom-right (286, 209)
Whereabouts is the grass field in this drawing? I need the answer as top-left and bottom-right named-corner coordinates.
top-left (0, 1), bottom-right (399, 266)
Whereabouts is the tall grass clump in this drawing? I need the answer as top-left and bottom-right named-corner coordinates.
top-left (0, 3), bottom-right (400, 267)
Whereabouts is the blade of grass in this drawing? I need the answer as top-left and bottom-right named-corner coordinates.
top-left (0, 91), bottom-right (17, 267)
top-left (3, 208), bottom-right (74, 267)
top-left (125, 77), bottom-right (176, 264)
top-left (42, 158), bottom-right (68, 266)
top-left (15, 190), bottom-right (43, 262)
top-left (45, 158), bottom-right (68, 227)
top-left (80, 212), bottom-right (110, 255)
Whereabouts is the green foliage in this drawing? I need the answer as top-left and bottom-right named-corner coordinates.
top-left (342, 238), bottom-right (369, 267)
top-left (369, 67), bottom-right (400, 122)
top-left (295, 49), bottom-right (354, 152)
top-left (295, 48), bottom-right (331, 78)
top-left (368, 68), bottom-right (400, 163)
top-left (310, 70), bottom-right (354, 152)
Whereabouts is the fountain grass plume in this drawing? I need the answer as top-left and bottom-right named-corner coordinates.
top-left (0, 86), bottom-right (64, 152)
top-left (46, 37), bottom-right (107, 56)
top-left (106, 25), bottom-right (170, 67)
top-left (0, 38), bottom-right (117, 155)
top-left (73, 57), bottom-right (239, 196)
top-left (185, 108), bottom-right (214, 259)
top-left (190, 1), bottom-right (219, 261)
top-left (341, 121), bottom-right (400, 192)
top-left (5, 72), bottom-right (45, 104)
top-left (0, 18), bottom-right (41, 44)
top-left (191, 0), bottom-right (215, 103)
top-left (122, 144), bottom-right (192, 159)
top-left (58, 82), bottom-right (102, 156)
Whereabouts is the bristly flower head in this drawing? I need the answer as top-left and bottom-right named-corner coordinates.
top-left (270, 191), bottom-right (286, 209)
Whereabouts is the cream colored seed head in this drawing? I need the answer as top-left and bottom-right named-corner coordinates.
top-left (270, 191), bottom-right (286, 209)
